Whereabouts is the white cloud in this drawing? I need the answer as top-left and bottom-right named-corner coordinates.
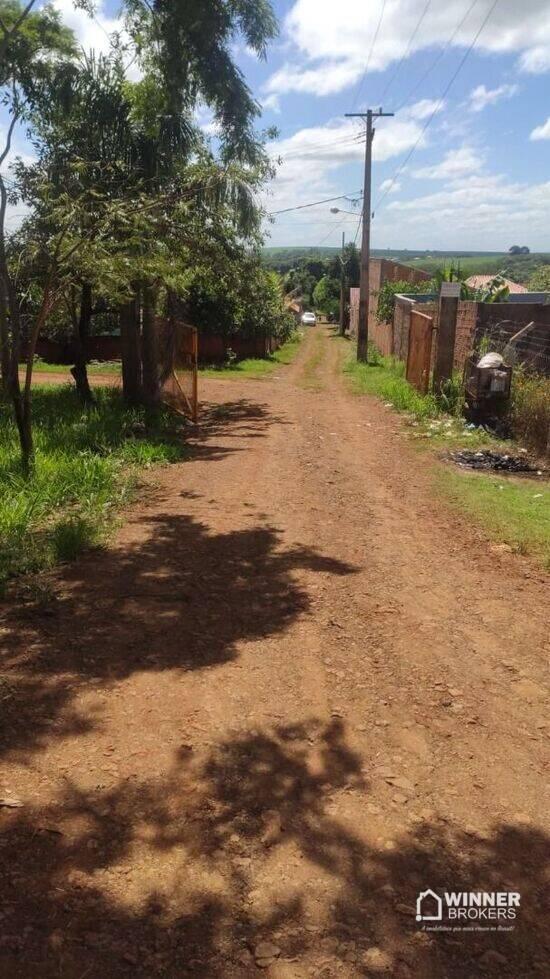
top-left (407, 99), bottom-right (445, 120)
top-left (265, 0), bottom-right (550, 101)
top-left (262, 94), bottom-right (281, 114)
top-left (468, 83), bottom-right (519, 112)
top-left (519, 45), bottom-right (550, 74)
top-left (530, 117), bottom-right (550, 140)
top-left (380, 171), bottom-right (550, 251)
top-left (53, 0), bottom-right (121, 54)
top-left (413, 145), bottom-right (484, 180)
top-left (53, 0), bottom-right (141, 78)
top-left (265, 59), bottom-right (363, 98)
top-left (379, 178), bottom-right (401, 194)
top-left (261, 102), bottom-right (441, 245)
top-left (263, 100), bottom-right (446, 226)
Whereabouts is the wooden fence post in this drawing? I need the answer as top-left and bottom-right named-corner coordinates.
top-left (433, 283), bottom-right (460, 395)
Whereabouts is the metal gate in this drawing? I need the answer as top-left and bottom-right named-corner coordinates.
top-left (406, 310), bottom-right (434, 394)
top-left (159, 321), bottom-right (198, 423)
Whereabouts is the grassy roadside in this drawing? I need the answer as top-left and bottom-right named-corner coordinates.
top-left (200, 331), bottom-right (303, 379)
top-left (436, 469), bottom-right (550, 567)
top-left (21, 360), bottom-right (122, 374)
top-left (0, 386), bottom-right (184, 590)
top-left (343, 346), bottom-right (550, 570)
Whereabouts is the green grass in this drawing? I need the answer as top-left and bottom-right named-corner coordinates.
top-left (436, 469), bottom-right (550, 568)
top-left (200, 332), bottom-right (303, 379)
top-left (344, 350), bottom-right (440, 421)
top-left (344, 350), bottom-right (493, 447)
top-left (343, 343), bottom-right (549, 568)
top-left (0, 386), bottom-right (184, 589)
top-left (21, 360), bottom-right (122, 374)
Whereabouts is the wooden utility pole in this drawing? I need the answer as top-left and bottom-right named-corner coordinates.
top-left (339, 231), bottom-right (346, 336)
top-left (345, 108), bottom-right (394, 362)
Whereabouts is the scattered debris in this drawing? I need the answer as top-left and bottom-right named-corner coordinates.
top-left (449, 449), bottom-right (543, 474)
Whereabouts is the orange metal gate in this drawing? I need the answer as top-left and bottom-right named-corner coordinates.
top-left (159, 321), bottom-right (198, 423)
top-left (406, 310), bottom-right (434, 394)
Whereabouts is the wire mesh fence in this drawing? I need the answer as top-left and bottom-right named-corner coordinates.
top-left (475, 319), bottom-right (550, 377)
top-left (158, 319), bottom-right (198, 422)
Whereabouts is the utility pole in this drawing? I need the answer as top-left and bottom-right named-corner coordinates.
top-left (339, 231), bottom-right (346, 336)
top-left (345, 108), bottom-right (394, 362)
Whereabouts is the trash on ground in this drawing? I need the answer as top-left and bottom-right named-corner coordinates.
top-left (449, 450), bottom-right (544, 474)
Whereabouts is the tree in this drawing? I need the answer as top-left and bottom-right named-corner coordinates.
top-left (343, 243), bottom-right (360, 288)
top-left (528, 265), bottom-right (550, 292)
top-left (123, 0), bottom-right (278, 165)
top-left (2, 0), bottom-right (282, 470)
top-left (313, 275), bottom-right (340, 319)
top-left (376, 279), bottom-right (433, 324)
top-left (0, 0), bottom-right (75, 464)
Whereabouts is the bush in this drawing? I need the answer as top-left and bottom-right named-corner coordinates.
top-left (376, 279), bottom-right (432, 324)
top-left (509, 370), bottom-right (550, 456)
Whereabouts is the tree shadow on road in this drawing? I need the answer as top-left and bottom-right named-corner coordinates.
top-left (185, 398), bottom-right (290, 463)
top-left (0, 511), bottom-right (357, 759)
top-left (1, 719), bottom-right (548, 977)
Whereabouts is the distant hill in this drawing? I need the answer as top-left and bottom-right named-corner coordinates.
top-left (262, 246), bottom-right (550, 284)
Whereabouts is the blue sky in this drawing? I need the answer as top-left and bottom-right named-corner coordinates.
top-left (4, 0), bottom-right (550, 251)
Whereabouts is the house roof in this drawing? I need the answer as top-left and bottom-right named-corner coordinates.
top-left (465, 275), bottom-right (527, 293)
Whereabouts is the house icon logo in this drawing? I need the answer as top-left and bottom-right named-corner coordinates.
top-left (416, 888), bottom-right (443, 922)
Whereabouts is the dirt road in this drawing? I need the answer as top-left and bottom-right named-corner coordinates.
top-left (1, 327), bottom-right (548, 977)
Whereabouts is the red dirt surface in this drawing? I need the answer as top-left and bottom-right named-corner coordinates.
top-left (2, 327), bottom-right (549, 978)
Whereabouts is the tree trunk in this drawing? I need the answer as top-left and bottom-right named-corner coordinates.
top-left (120, 291), bottom-right (142, 405)
top-left (11, 386), bottom-right (33, 476)
top-left (16, 282), bottom-right (57, 475)
top-left (70, 281), bottom-right (95, 405)
top-left (0, 275), bottom-right (9, 396)
top-left (141, 282), bottom-right (160, 406)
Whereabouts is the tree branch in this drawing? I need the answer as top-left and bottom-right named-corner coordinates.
top-left (0, 0), bottom-right (39, 65)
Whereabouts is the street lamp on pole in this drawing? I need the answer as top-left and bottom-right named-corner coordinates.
top-left (330, 206), bottom-right (360, 216)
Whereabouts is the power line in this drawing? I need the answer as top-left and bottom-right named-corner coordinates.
top-left (350, 0), bottom-right (388, 112)
top-left (380, 0), bottom-right (431, 103)
top-left (274, 131), bottom-right (365, 163)
top-left (268, 191), bottom-right (363, 217)
top-left (373, 0), bottom-right (500, 212)
top-left (316, 212), bottom-right (350, 248)
top-left (394, 0), bottom-right (479, 113)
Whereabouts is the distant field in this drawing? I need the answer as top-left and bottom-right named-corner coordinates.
top-left (262, 246), bottom-right (550, 284)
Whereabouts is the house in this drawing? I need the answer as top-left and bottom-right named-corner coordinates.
top-left (465, 275), bottom-right (527, 294)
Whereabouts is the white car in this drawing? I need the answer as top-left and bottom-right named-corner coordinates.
top-left (301, 311), bottom-right (317, 326)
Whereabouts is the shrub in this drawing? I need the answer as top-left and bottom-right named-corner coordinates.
top-left (376, 279), bottom-right (432, 324)
top-left (509, 370), bottom-right (550, 456)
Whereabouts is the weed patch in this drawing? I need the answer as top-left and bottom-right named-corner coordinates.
top-left (0, 386), bottom-right (184, 588)
top-left (509, 371), bottom-right (550, 457)
top-left (344, 353), bottom-right (439, 421)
